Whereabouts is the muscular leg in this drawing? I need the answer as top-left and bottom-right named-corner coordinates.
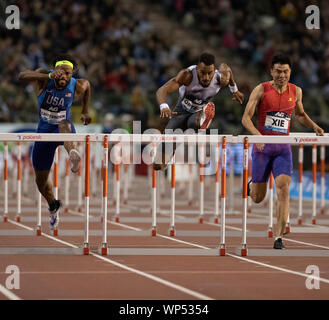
top-left (35, 170), bottom-right (55, 206)
top-left (250, 182), bottom-right (267, 204)
top-left (153, 113), bottom-right (188, 171)
top-left (274, 174), bottom-right (291, 238)
top-left (58, 119), bottom-right (80, 173)
top-left (58, 120), bottom-right (76, 153)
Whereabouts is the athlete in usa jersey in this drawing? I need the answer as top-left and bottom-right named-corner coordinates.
top-left (18, 54), bottom-right (91, 230)
top-left (153, 52), bottom-right (244, 171)
top-left (242, 53), bottom-right (323, 249)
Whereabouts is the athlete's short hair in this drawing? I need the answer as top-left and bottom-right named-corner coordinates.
top-left (198, 53), bottom-right (215, 66)
top-left (271, 53), bottom-right (292, 68)
top-left (52, 53), bottom-right (78, 70)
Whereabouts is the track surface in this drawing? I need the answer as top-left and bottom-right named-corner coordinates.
top-left (1, 174), bottom-right (329, 300)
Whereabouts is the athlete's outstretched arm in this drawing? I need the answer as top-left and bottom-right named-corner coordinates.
top-left (294, 87), bottom-right (324, 135)
top-left (218, 63), bottom-right (244, 104)
top-left (18, 68), bottom-right (49, 95)
top-left (156, 69), bottom-right (192, 119)
top-left (241, 84), bottom-right (264, 150)
top-left (75, 79), bottom-right (91, 125)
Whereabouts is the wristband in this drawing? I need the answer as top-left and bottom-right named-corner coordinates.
top-left (48, 72), bottom-right (52, 79)
top-left (160, 103), bottom-right (170, 110)
top-left (229, 84), bottom-right (238, 93)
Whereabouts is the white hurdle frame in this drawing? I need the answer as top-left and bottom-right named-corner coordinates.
top-left (1, 132), bottom-right (328, 257)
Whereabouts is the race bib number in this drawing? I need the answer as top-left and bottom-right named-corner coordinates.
top-left (264, 111), bottom-right (290, 134)
top-left (181, 98), bottom-right (205, 112)
top-left (40, 108), bottom-right (66, 125)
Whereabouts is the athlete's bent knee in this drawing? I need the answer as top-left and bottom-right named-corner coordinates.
top-left (58, 120), bottom-right (72, 133)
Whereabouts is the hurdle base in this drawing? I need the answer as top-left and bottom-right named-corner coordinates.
top-left (199, 216), bottom-right (204, 224)
top-left (298, 218), bottom-right (302, 225)
top-left (83, 243), bottom-right (89, 255)
top-left (114, 216), bottom-right (120, 223)
top-left (219, 244), bottom-right (226, 256)
top-left (98, 244), bottom-right (108, 256)
top-left (53, 228), bottom-right (58, 237)
top-left (3, 216), bottom-right (8, 223)
top-left (36, 227), bottom-right (42, 236)
top-left (214, 217), bottom-right (219, 224)
top-left (312, 218), bottom-right (316, 225)
top-left (236, 245), bottom-right (248, 256)
top-left (16, 216), bottom-right (21, 223)
top-left (151, 227), bottom-right (157, 237)
top-left (169, 227), bottom-right (175, 237)
top-left (268, 229), bottom-right (273, 238)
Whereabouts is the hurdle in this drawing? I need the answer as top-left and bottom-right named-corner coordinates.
top-left (312, 144), bottom-right (317, 224)
top-left (219, 136), bottom-right (227, 256)
top-left (100, 135), bottom-right (109, 255)
top-left (298, 144), bottom-right (303, 224)
top-left (214, 142), bottom-right (220, 224)
top-left (0, 133), bottom-right (93, 255)
top-left (15, 142), bottom-right (22, 222)
top-left (1, 132), bottom-right (329, 257)
top-left (3, 142), bottom-right (8, 222)
top-left (268, 172), bottom-right (274, 238)
top-left (199, 143), bottom-right (205, 224)
top-left (320, 145), bottom-right (325, 215)
top-left (235, 133), bottom-right (329, 257)
top-left (64, 155), bottom-right (70, 212)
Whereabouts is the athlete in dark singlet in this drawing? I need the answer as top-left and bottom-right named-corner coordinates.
top-left (242, 53), bottom-right (324, 249)
top-left (18, 54), bottom-right (91, 229)
top-left (153, 52), bottom-right (244, 170)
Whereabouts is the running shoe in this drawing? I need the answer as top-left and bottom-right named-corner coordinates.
top-left (273, 238), bottom-right (286, 249)
top-left (200, 102), bottom-right (215, 129)
top-left (69, 149), bottom-right (81, 173)
top-left (49, 200), bottom-right (61, 230)
top-left (247, 180), bottom-right (252, 196)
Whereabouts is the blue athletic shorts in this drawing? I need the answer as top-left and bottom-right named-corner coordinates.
top-left (251, 143), bottom-right (293, 183)
top-left (32, 122), bottom-right (76, 171)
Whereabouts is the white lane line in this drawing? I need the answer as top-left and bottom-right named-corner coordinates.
top-left (13, 198), bottom-right (329, 288)
top-left (0, 284), bottom-right (21, 300)
top-left (204, 221), bottom-right (243, 231)
top-left (68, 209), bottom-right (142, 231)
top-left (226, 253), bottom-right (329, 285)
top-left (8, 219), bottom-right (79, 248)
top-left (283, 238), bottom-right (329, 250)
top-left (90, 252), bottom-right (213, 300)
top-left (81, 217), bottom-right (329, 286)
top-left (157, 235), bottom-right (210, 250)
top-left (6, 220), bottom-right (214, 300)
top-left (159, 208), bottom-right (244, 231)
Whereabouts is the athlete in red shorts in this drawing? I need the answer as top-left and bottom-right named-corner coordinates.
top-left (242, 53), bottom-right (324, 249)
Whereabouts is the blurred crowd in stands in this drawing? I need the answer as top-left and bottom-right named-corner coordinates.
top-left (1, 0), bottom-right (328, 133)
top-left (159, 0), bottom-right (329, 129)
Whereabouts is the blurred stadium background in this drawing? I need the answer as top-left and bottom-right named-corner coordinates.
top-left (0, 0), bottom-right (328, 168)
